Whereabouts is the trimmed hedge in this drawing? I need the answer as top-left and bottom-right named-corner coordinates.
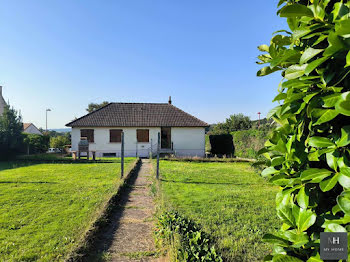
top-left (209, 134), bottom-right (234, 156)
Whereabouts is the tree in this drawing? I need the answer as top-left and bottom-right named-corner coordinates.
top-left (0, 105), bottom-right (23, 159)
top-left (23, 134), bottom-right (50, 154)
top-left (211, 113), bottom-right (252, 134)
top-left (86, 101), bottom-right (109, 113)
top-left (257, 1), bottom-right (350, 261)
top-left (50, 135), bottom-right (70, 150)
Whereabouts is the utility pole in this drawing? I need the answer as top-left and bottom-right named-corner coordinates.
top-left (46, 109), bottom-right (51, 132)
top-left (257, 112), bottom-right (261, 128)
top-left (156, 132), bottom-right (160, 179)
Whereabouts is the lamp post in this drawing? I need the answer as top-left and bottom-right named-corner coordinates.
top-left (46, 109), bottom-right (51, 132)
top-left (257, 112), bottom-right (261, 128)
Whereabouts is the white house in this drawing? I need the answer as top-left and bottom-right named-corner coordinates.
top-left (66, 99), bottom-right (208, 158)
top-left (23, 123), bottom-right (43, 135)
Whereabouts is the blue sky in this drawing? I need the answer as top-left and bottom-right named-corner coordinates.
top-left (0, 1), bottom-right (286, 128)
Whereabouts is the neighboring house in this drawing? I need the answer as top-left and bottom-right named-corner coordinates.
top-left (0, 86), bottom-right (6, 116)
top-left (23, 123), bottom-right (43, 135)
top-left (66, 99), bottom-right (208, 157)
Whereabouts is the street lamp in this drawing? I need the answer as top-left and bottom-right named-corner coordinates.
top-left (257, 112), bottom-right (261, 128)
top-left (46, 109), bottom-right (51, 132)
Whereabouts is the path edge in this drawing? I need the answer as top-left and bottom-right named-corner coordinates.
top-left (65, 158), bottom-right (142, 262)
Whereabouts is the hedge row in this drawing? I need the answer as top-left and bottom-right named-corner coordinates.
top-left (231, 129), bottom-right (270, 159)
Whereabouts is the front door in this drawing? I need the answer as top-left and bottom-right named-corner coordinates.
top-left (161, 127), bottom-right (171, 149)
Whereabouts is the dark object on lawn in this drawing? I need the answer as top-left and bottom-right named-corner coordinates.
top-left (209, 134), bottom-right (235, 156)
top-left (78, 138), bottom-right (89, 159)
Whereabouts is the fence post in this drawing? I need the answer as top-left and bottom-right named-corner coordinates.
top-left (156, 132), bottom-right (160, 179)
top-left (121, 132), bottom-right (124, 178)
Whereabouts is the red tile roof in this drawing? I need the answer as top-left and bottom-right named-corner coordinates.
top-left (66, 103), bottom-right (208, 127)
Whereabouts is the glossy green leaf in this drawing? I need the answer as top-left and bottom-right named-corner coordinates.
top-left (297, 187), bottom-right (309, 209)
top-left (326, 152), bottom-right (338, 171)
top-left (285, 64), bottom-right (307, 80)
top-left (313, 109), bottom-right (339, 125)
top-left (262, 166), bottom-right (278, 177)
top-left (335, 92), bottom-right (350, 116)
top-left (308, 136), bottom-right (335, 147)
top-left (296, 208), bottom-right (316, 232)
top-left (301, 168), bottom-right (332, 182)
top-left (277, 205), bottom-right (295, 227)
top-left (339, 167), bottom-right (350, 189)
top-left (346, 50), bottom-right (350, 68)
top-left (336, 126), bottom-right (350, 147)
top-left (325, 223), bottom-right (347, 232)
top-left (257, 66), bottom-right (280, 77)
top-left (262, 233), bottom-right (289, 246)
top-left (335, 20), bottom-right (350, 38)
top-left (300, 48), bottom-right (323, 64)
top-left (258, 44), bottom-right (270, 52)
top-left (337, 191), bottom-right (350, 214)
top-left (273, 254), bottom-right (303, 262)
top-left (279, 4), bottom-right (314, 18)
top-left (320, 173), bottom-right (339, 192)
top-left (322, 93), bottom-right (342, 108)
top-left (305, 57), bottom-right (328, 75)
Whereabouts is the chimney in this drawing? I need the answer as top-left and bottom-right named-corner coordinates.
top-left (0, 86), bottom-right (2, 96)
top-left (168, 96), bottom-right (172, 104)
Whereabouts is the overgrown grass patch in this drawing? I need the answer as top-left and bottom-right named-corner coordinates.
top-left (0, 158), bottom-right (135, 261)
top-left (157, 160), bottom-right (280, 261)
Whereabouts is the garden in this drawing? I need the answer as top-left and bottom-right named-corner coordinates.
top-left (0, 158), bottom-right (136, 261)
top-left (155, 160), bottom-right (279, 261)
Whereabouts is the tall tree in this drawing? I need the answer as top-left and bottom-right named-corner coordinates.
top-left (211, 113), bottom-right (252, 134)
top-left (86, 101), bottom-right (109, 113)
top-left (257, 1), bottom-right (350, 261)
top-left (0, 105), bottom-right (23, 159)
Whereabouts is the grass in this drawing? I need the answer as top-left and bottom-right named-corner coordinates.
top-left (157, 160), bottom-right (280, 261)
top-left (0, 157), bottom-right (136, 261)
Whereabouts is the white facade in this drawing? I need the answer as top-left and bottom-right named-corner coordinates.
top-left (71, 127), bottom-right (205, 158)
top-left (23, 124), bottom-right (43, 135)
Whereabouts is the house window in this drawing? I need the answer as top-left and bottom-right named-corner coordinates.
top-left (80, 129), bottom-right (94, 143)
top-left (137, 129), bottom-right (149, 142)
top-left (110, 129), bottom-right (122, 143)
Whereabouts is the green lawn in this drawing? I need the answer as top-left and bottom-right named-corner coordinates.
top-left (157, 160), bottom-right (280, 261)
top-left (0, 158), bottom-right (135, 261)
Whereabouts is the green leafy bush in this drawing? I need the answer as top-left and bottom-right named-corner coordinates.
top-left (257, 0), bottom-right (350, 261)
top-left (156, 211), bottom-right (222, 262)
top-left (0, 105), bottom-right (23, 160)
top-left (231, 129), bottom-right (270, 159)
top-left (23, 133), bottom-right (50, 154)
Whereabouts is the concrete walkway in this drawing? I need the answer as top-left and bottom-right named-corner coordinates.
top-left (87, 159), bottom-right (163, 262)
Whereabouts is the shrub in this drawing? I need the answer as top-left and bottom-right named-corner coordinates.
top-left (156, 211), bottom-right (222, 262)
top-left (23, 134), bottom-right (50, 154)
top-left (231, 129), bottom-right (270, 159)
top-left (0, 105), bottom-right (23, 160)
top-left (257, 0), bottom-right (350, 261)
top-left (209, 134), bottom-right (235, 156)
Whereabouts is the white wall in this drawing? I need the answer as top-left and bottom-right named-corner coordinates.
top-left (71, 127), bottom-right (205, 157)
top-left (24, 125), bottom-right (42, 135)
top-left (172, 127), bottom-right (205, 157)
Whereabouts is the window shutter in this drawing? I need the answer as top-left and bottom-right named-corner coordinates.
top-left (137, 129), bottom-right (149, 142)
top-left (110, 129), bottom-right (122, 142)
